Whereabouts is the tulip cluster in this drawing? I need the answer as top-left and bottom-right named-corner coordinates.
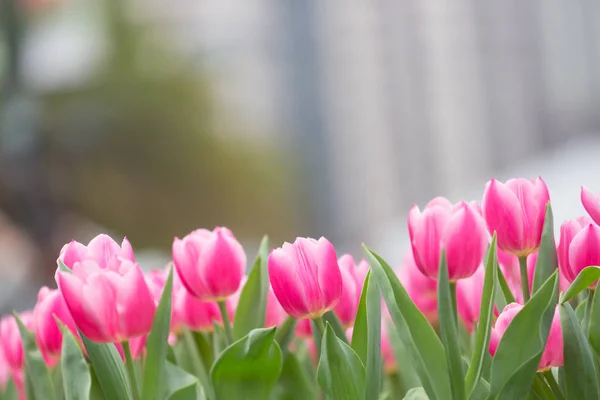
top-left (2, 178), bottom-right (600, 400)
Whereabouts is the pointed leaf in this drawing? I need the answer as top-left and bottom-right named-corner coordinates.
top-left (364, 246), bottom-right (450, 400)
top-left (141, 267), bottom-right (174, 400)
top-left (163, 362), bottom-right (201, 400)
top-left (403, 387), bottom-right (429, 400)
top-left (81, 335), bottom-right (131, 400)
top-left (560, 266), bottom-right (600, 304)
top-left (489, 273), bottom-right (558, 400)
top-left (14, 314), bottom-right (56, 400)
top-left (465, 235), bottom-right (497, 396)
top-left (58, 322), bottom-right (91, 400)
top-left (272, 352), bottom-right (316, 400)
top-left (323, 311), bottom-right (349, 344)
top-left (179, 328), bottom-right (214, 400)
top-left (351, 271), bottom-right (382, 399)
top-left (560, 302), bottom-right (600, 399)
top-left (210, 327), bottom-right (282, 399)
top-left (532, 204), bottom-right (558, 294)
top-left (233, 236), bottom-right (270, 340)
top-left (317, 323), bottom-right (366, 400)
top-left (589, 285), bottom-right (600, 356)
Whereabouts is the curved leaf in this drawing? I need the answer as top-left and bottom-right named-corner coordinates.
top-left (364, 246), bottom-right (450, 400)
top-left (490, 273), bottom-right (558, 400)
top-left (163, 362), bottom-right (200, 400)
top-left (58, 322), bottom-right (91, 400)
top-left (323, 311), bottom-right (349, 344)
top-left (81, 335), bottom-right (131, 400)
top-left (532, 204), bottom-right (558, 294)
top-left (560, 266), bottom-right (600, 304)
top-left (589, 284), bottom-right (600, 356)
top-left (210, 327), bottom-right (282, 399)
top-left (560, 302), bottom-right (600, 399)
top-left (272, 352), bottom-right (315, 400)
top-left (317, 323), bottom-right (366, 400)
top-left (403, 387), bottom-right (429, 400)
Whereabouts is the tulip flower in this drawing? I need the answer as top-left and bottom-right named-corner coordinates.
top-left (174, 286), bottom-right (222, 332)
top-left (172, 227), bottom-right (246, 301)
top-left (564, 223), bottom-right (600, 287)
top-left (557, 216), bottom-right (595, 283)
top-left (408, 198), bottom-right (488, 280)
top-left (397, 252), bottom-right (438, 324)
top-left (456, 266), bottom-right (485, 332)
top-left (59, 234), bottom-right (134, 270)
top-left (333, 255), bottom-right (367, 328)
top-left (33, 287), bottom-right (78, 366)
top-left (490, 303), bottom-right (562, 371)
top-left (482, 177), bottom-right (550, 257)
top-left (56, 258), bottom-right (156, 343)
top-left (0, 312), bottom-right (33, 371)
top-left (145, 267), bottom-right (184, 332)
top-left (268, 237), bottom-right (342, 319)
top-left (525, 253), bottom-right (570, 294)
top-left (582, 186), bottom-right (600, 226)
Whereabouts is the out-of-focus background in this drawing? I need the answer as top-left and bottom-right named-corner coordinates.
top-left (1, 0), bottom-right (600, 312)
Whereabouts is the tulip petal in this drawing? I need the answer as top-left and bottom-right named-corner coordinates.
top-left (60, 240), bottom-right (87, 269)
top-left (569, 224), bottom-right (600, 279)
top-left (315, 237), bottom-right (342, 313)
top-left (582, 186), bottom-right (600, 226)
top-left (268, 246), bottom-right (309, 318)
top-left (482, 179), bottom-right (524, 254)
top-left (86, 234), bottom-right (121, 269)
top-left (412, 205), bottom-right (450, 278)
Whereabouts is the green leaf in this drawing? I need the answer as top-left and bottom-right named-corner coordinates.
top-left (14, 314), bottom-right (56, 400)
top-left (210, 327), bottom-right (282, 399)
top-left (274, 316), bottom-right (297, 356)
top-left (468, 379), bottom-right (490, 400)
top-left (364, 246), bottom-right (450, 400)
top-left (58, 322), bottom-right (91, 400)
top-left (233, 236), bottom-right (270, 340)
top-left (576, 299), bottom-right (587, 325)
top-left (141, 267), bottom-right (174, 400)
top-left (179, 328), bottom-right (214, 400)
top-left (496, 264), bottom-right (515, 307)
top-left (317, 323), bottom-right (366, 400)
top-left (271, 352), bottom-right (316, 400)
top-left (322, 311), bottom-right (349, 344)
top-left (387, 321), bottom-right (421, 397)
top-left (465, 235), bottom-right (497, 397)
top-left (560, 302), bottom-right (600, 399)
top-left (89, 367), bottom-right (107, 400)
top-left (1, 379), bottom-right (18, 400)
top-left (532, 204), bottom-right (557, 295)
top-left (403, 387), bottom-right (429, 400)
top-left (589, 284), bottom-right (600, 356)
top-left (163, 362), bottom-right (201, 400)
top-left (560, 266), bottom-right (600, 303)
top-left (489, 272), bottom-right (558, 400)
top-left (351, 271), bottom-right (382, 400)
top-left (80, 335), bottom-right (131, 400)
top-left (436, 251), bottom-right (465, 400)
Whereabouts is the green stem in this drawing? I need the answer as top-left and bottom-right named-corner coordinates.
top-left (519, 256), bottom-right (531, 303)
top-left (450, 282), bottom-right (458, 327)
top-left (313, 317), bottom-right (326, 336)
top-left (275, 317), bottom-right (297, 357)
top-left (543, 370), bottom-right (566, 400)
top-left (122, 341), bottom-right (141, 400)
top-left (217, 301), bottom-right (234, 346)
top-left (584, 289), bottom-right (595, 334)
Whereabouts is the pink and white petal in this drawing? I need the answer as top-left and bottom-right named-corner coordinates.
top-left (315, 237), bottom-right (342, 312)
top-left (113, 266), bottom-right (156, 340)
top-left (582, 186), bottom-right (600, 226)
top-left (482, 179), bottom-right (525, 254)
top-left (268, 248), bottom-right (309, 318)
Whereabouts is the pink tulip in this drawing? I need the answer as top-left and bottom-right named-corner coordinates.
top-left (557, 216), bottom-right (594, 283)
top-left (58, 234), bottom-right (134, 270)
top-left (173, 227), bottom-right (246, 301)
top-left (333, 256), bottom-right (364, 328)
top-left (56, 259), bottom-right (156, 343)
top-left (174, 286), bottom-right (221, 332)
top-left (489, 303), bottom-right (562, 371)
top-left (408, 198), bottom-right (488, 280)
top-left (145, 267), bottom-right (184, 332)
top-left (581, 186), bottom-right (600, 226)
top-left (0, 350), bottom-right (8, 391)
top-left (338, 255), bottom-right (370, 301)
top-left (397, 252), bottom-right (438, 323)
top-left (482, 177), bottom-right (550, 257)
top-left (268, 237), bottom-right (342, 319)
top-left (526, 253), bottom-right (570, 294)
top-left (295, 319), bottom-right (313, 339)
top-left (564, 223), bottom-right (600, 286)
top-left (33, 287), bottom-right (78, 366)
top-left (456, 266), bottom-right (485, 332)
top-left (0, 313), bottom-right (33, 371)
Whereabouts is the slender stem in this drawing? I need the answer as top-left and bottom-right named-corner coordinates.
top-left (584, 289), bottom-right (595, 334)
top-left (313, 316), bottom-right (326, 336)
top-left (122, 341), bottom-right (141, 400)
top-left (543, 370), bottom-right (566, 400)
top-left (450, 282), bottom-right (458, 328)
top-left (519, 256), bottom-right (531, 303)
top-left (217, 301), bottom-right (234, 346)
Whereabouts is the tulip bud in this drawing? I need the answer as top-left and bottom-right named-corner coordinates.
top-left (581, 186), bottom-right (600, 226)
top-left (0, 312), bottom-right (33, 371)
top-left (145, 267), bottom-right (184, 332)
top-left (482, 177), bottom-right (550, 257)
top-left (456, 266), bottom-right (485, 332)
top-left (557, 216), bottom-right (595, 284)
top-left (172, 227), bottom-right (246, 301)
top-left (489, 303), bottom-right (562, 371)
top-left (33, 287), bottom-right (78, 365)
top-left (174, 287), bottom-right (221, 333)
top-left (333, 255), bottom-right (368, 328)
top-left (56, 258), bottom-right (156, 343)
top-left (58, 234), bottom-right (134, 270)
top-left (565, 223), bottom-right (600, 287)
top-left (408, 198), bottom-right (488, 280)
top-left (268, 237), bottom-right (342, 319)
top-left (397, 252), bottom-right (438, 324)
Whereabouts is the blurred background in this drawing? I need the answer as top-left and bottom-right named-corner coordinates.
top-left (1, 0), bottom-right (600, 313)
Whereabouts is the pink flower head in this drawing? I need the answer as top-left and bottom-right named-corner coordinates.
top-left (333, 255), bottom-right (369, 328)
top-left (563, 222), bottom-right (600, 287)
top-left (58, 234), bottom-right (134, 271)
top-left (557, 216), bottom-right (595, 284)
top-left (581, 186), bottom-right (600, 226)
top-left (172, 227), bottom-right (246, 301)
top-left (482, 177), bottom-right (550, 257)
top-left (145, 267), bottom-right (184, 332)
top-left (489, 303), bottom-right (562, 371)
top-left (174, 286), bottom-right (221, 333)
top-left (268, 237), bottom-right (342, 319)
top-left (397, 252), bottom-right (438, 324)
top-left (56, 259), bottom-right (156, 343)
top-left (33, 287), bottom-right (78, 365)
top-left (456, 266), bottom-right (485, 332)
top-left (408, 198), bottom-right (488, 280)
top-left (526, 252), bottom-right (570, 294)
top-left (0, 312), bottom-right (33, 371)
